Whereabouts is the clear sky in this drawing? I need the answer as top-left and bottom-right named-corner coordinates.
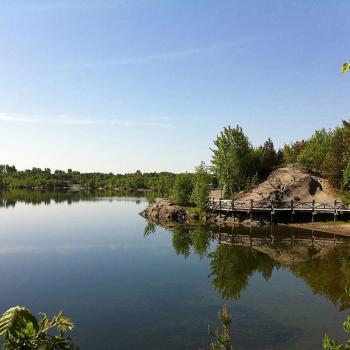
top-left (0, 0), bottom-right (349, 173)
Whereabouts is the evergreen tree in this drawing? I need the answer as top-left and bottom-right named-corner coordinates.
top-left (260, 137), bottom-right (279, 177)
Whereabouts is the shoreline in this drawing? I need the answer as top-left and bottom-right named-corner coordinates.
top-left (141, 200), bottom-right (350, 237)
top-left (278, 222), bottom-right (350, 237)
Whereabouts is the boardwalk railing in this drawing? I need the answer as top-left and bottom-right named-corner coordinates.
top-left (211, 231), bottom-right (350, 249)
top-left (207, 199), bottom-right (350, 215)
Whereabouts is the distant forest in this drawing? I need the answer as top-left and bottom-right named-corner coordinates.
top-left (0, 166), bottom-right (176, 192)
top-left (1, 120), bottom-right (349, 200)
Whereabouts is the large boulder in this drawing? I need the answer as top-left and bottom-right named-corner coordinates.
top-left (139, 200), bottom-right (187, 222)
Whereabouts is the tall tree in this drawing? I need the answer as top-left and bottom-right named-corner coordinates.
top-left (260, 137), bottom-right (279, 177)
top-left (192, 162), bottom-right (211, 211)
top-left (211, 126), bottom-right (252, 196)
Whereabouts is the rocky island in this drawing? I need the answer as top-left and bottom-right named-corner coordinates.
top-left (140, 165), bottom-right (350, 235)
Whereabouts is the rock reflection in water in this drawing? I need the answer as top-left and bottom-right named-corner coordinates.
top-left (144, 221), bottom-right (350, 309)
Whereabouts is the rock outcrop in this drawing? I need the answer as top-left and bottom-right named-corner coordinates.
top-left (139, 200), bottom-right (187, 222)
top-left (237, 164), bottom-right (339, 203)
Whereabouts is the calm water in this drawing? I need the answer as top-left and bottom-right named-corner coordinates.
top-left (0, 191), bottom-right (349, 349)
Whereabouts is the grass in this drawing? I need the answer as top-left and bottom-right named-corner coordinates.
top-left (317, 220), bottom-right (350, 226)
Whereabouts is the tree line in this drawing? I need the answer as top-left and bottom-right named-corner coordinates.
top-left (1, 119), bottom-right (349, 207)
top-left (0, 166), bottom-right (176, 192)
top-left (283, 120), bottom-right (350, 190)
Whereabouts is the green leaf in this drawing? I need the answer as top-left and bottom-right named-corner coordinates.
top-left (0, 306), bottom-right (39, 337)
top-left (341, 62), bottom-right (350, 74)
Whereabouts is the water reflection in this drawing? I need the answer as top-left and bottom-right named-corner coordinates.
top-left (0, 190), bottom-right (145, 208)
top-left (210, 244), bottom-right (277, 299)
top-left (145, 222), bottom-right (350, 310)
top-left (144, 222), bottom-right (157, 237)
top-left (290, 248), bottom-right (350, 310)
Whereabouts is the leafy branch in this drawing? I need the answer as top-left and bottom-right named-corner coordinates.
top-left (208, 305), bottom-right (233, 350)
top-left (0, 306), bottom-right (78, 350)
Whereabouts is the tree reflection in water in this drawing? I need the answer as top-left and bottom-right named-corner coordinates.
top-left (144, 222), bottom-right (157, 237)
top-left (209, 244), bottom-right (277, 299)
top-left (145, 222), bottom-right (350, 309)
top-left (291, 247), bottom-right (350, 310)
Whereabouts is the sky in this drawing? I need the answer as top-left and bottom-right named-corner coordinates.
top-left (0, 0), bottom-right (349, 173)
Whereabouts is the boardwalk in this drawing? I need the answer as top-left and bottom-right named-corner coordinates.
top-left (207, 199), bottom-right (350, 221)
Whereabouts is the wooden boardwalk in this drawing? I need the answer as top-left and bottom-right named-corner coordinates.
top-left (211, 231), bottom-right (350, 249)
top-left (207, 199), bottom-right (350, 221)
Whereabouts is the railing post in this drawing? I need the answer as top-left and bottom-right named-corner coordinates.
top-left (250, 199), bottom-right (253, 221)
top-left (219, 198), bottom-right (222, 218)
top-left (290, 199), bottom-right (294, 223)
top-left (270, 200), bottom-right (274, 224)
top-left (334, 200), bottom-right (337, 222)
top-left (312, 199), bottom-right (315, 223)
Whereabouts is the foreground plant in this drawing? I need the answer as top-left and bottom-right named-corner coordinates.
top-left (0, 306), bottom-right (78, 349)
top-left (208, 305), bottom-right (233, 350)
top-left (323, 288), bottom-right (350, 349)
top-left (342, 62), bottom-right (350, 74)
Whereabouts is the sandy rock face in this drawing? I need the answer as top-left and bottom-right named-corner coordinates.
top-left (139, 200), bottom-right (186, 221)
top-left (237, 165), bottom-right (339, 203)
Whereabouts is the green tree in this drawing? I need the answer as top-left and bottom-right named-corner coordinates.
top-left (257, 138), bottom-right (279, 177)
top-left (144, 192), bottom-right (157, 205)
top-left (282, 140), bottom-right (305, 164)
top-left (343, 161), bottom-right (350, 191)
top-left (211, 126), bottom-right (252, 196)
top-left (192, 162), bottom-right (211, 211)
top-left (0, 306), bottom-right (77, 349)
top-left (172, 173), bottom-right (194, 206)
top-left (324, 121), bottom-right (350, 188)
top-left (297, 128), bottom-right (332, 172)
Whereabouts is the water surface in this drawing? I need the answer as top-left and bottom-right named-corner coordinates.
top-left (0, 191), bottom-right (349, 349)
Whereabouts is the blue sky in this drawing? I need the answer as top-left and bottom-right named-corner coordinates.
top-left (0, 0), bottom-right (349, 173)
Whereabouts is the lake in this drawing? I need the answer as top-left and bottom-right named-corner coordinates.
top-left (0, 191), bottom-right (349, 349)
